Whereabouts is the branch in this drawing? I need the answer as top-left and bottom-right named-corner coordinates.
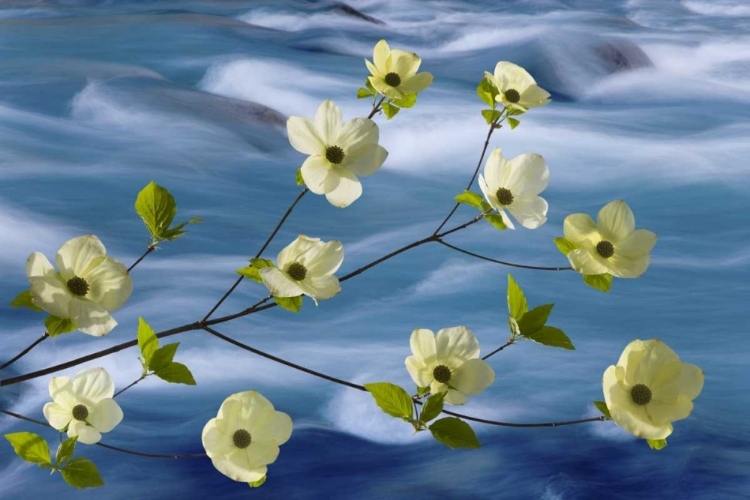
top-left (127, 245), bottom-right (155, 273)
top-left (438, 240), bottom-right (573, 271)
top-left (1, 333), bottom-right (49, 371)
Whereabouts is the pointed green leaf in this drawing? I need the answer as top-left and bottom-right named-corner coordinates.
top-left (250, 258), bottom-right (274, 269)
top-left (506, 274), bottom-right (528, 320)
top-left (149, 343), bottom-right (179, 372)
top-left (159, 217), bottom-right (202, 242)
top-left (484, 213), bottom-right (507, 231)
top-left (506, 107), bottom-right (525, 116)
top-left (45, 315), bottom-right (77, 337)
top-left (583, 273), bottom-right (613, 293)
top-left (429, 417), bottom-right (481, 449)
top-left (593, 401), bottom-right (612, 420)
top-left (5, 432), bottom-right (51, 466)
top-left (481, 109), bottom-right (502, 125)
top-left (507, 117), bottom-right (520, 129)
top-left (61, 457), bottom-right (104, 489)
top-left (454, 190), bottom-right (490, 211)
top-left (249, 475), bottom-right (267, 488)
top-left (364, 382), bottom-right (414, 420)
top-left (10, 290), bottom-right (44, 312)
top-left (417, 385), bottom-right (431, 397)
top-left (518, 304), bottom-right (555, 336)
top-left (524, 326), bottom-right (575, 350)
top-left (381, 101), bottom-right (400, 120)
top-left (507, 315), bottom-right (521, 338)
top-left (237, 258), bottom-right (275, 284)
top-left (647, 439), bottom-right (668, 451)
top-left (393, 93), bottom-right (417, 109)
top-left (136, 317), bottom-right (159, 367)
top-left (553, 237), bottom-right (578, 256)
top-left (476, 78), bottom-right (499, 108)
top-left (134, 181), bottom-right (177, 239)
top-left (55, 437), bottom-right (77, 466)
top-left (419, 392), bottom-right (445, 424)
top-left (154, 362), bottom-right (196, 385)
top-left (357, 87), bottom-right (373, 99)
top-left (274, 295), bottom-right (303, 313)
top-left (295, 168), bottom-right (304, 186)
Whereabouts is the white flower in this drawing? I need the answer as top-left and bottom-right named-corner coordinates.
top-left (478, 148), bottom-right (549, 229)
top-left (603, 339), bottom-right (704, 440)
top-left (405, 327), bottom-right (495, 405)
top-left (287, 100), bottom-right (388, 208)
top-left (563, 200), bottom-right (657, 278)
top-left (202, 391), bottom-right (293, 484)
top-left (260, 235), bottom-right (343, 304)
top-left (484, 61), bottom-right (550, 112)
top-left (365, 39), bottom-right (433, 100)
top-left (42, 367), bottom-right (124, 445)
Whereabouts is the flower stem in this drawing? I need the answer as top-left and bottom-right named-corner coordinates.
top-left (368, 96), bottom-right (386, 119)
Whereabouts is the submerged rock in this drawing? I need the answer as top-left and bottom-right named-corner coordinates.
top-left (595, 40), bottom-right (652, 73)
top-left (328, 2), bottom-right (385, 25)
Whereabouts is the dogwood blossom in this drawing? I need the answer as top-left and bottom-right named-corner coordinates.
top-left (365, 39), bottom-right (433, 100)
top-left (484, 61), bottom-right (550, 112)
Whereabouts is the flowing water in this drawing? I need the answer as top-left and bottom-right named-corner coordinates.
top-left (1, 0), bottom-right (749, 498)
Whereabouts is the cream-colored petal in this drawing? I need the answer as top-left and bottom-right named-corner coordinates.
top-left (400, 72), bottom-right (433, 93)
top-left (390, 49), bottom-right (420, 79)
top-left (451, 359), bottom-right (495, 396)
top-left (70, 298), bottom-right (117, 336)
top-left (633, 340), bottom-right (681, 386)
top-left (211, 453), bottom-right (268, 483)
top-left (494, 61), bottom-right (535, 91)
top-left (604, 366), bottom-right (672, 439)
top-left (85, 257), bottom-right (132, 311)
top-left (68, 420), bottom-right (102, 445)
top-left (88, 398), bottom-right (123, 433)
top-left (202, 418), bottom-right (234, 459)
top-left (314, 100), bottom-right (342, 145)
top-left (243, 440), bottom-right (280, 468)
top-left (252, 410), bottom-right (293, 446)
top-left (646, 396), bottom-right (693, 426)
top-left (373, 40), bottom-right (390, 73)
top-left (505, 153), bottom-right (549, 197)
top-left (259, 268), bottom-right (304, 298)
top-left (443, 388), bottom-right (468, 406)
top-left (235, 391), bottom-right (276, 421)
top-left (435, 326), bottom-right (480, 365)
top-left (507, 195), bottom-right (548, 229)
top-left (286, 117), bottom-right (325, 155)
top-left (615, 229), bottom-right (657, 260)
top-left (344, 143), bottom-right (387, 178)
top-left (478, 175), bottom-right (500, 211)
top-left (30, 276), bottom-right (72, 319)
top-left (607, 254), bottom-right (651, 278)
top-left (567, 248), bottom-right (609, 275)
top-left (410, 328), bottom-right (437, 366)
top-left (483, 148), bottom-right (509, 190)
top-left (405, 356), bottom-right (433, 387)
top-left (563, 214), bottom-right (601, 247)
top-left (300, 155), bottom-right (334, 195)
top-left (304, 240), bottom-right (344, 276)
top-left (277, 235), bottom-right (321, 269)
top-left (519, 84), bottom-right (551, 108)
top-left (365, 58), bottom-right (382, 78)
top-left (55, 235), bottom-right (107, 281)
top-left (617, 340), bottom-right (646, 387)
top-left (498, 208), bottom-right (515, 230)
top-left (26, 252), bottom-right (57, 280)
top-left (597, 200), bottom-right (635, 243)
top-left (324, 167), bottom-right (362, 208)
top-left (298, 275), bottom-right (340, 300)
top-left (338, 118), bottom-right (379, 151)
top-left (48, 376), bottom-right (75, 407)
top-left (370, 76), bottom-right (403, 100)
top-left (72, 367), bottom-right (115, 403)
top-left (654, 363), bottom-right (704, 402)
top-left (43, 402), bottom-right (73, 430)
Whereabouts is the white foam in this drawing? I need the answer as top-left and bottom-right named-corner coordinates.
top-left (683, 0), bottom-right (750, 17)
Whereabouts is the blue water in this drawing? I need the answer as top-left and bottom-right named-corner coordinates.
top-left (1, 0), bottom-right (749, 498)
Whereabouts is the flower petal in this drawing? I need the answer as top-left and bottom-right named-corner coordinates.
top-left (400, 72), bottom-right (433, 93)
top-left (26, 252), bottom-right (57, 280)
top-left (597, 200), bottom-right (635, 243)
top-left (478, 175), bottom-right (499, 210)
top-left (244, 440), bottom-right (280, 468)
top-left (259, 267), bottom-right (304, 298)
top-left (494, 61), bottom-right (535, 92)
top-left (345, 143), bottom-right (388, 178)
top-left (48, 376), bottom-right (75, 407)
top-left (88, 398), bottom-right (123, 433)
top-left (443, 388), bottom-right (468, 406)
top-left (287, 117), bottom-right (324, 155)
top-left (563, 214), bottom-right (601, 247)
top-left (410, 328), bottom-right (437, 366)
top-left (85, 257), bottom-right (133, 311)
top-left (505, 153), bottom-right (549, 197)
top-left (603, 366), bottom-right (672, 439)
top-left (298, 275), bottom-right (341, 300)
top-left (55, 235), bottom-right (107, 281)
top-left (30, 275), bottom-right (72, 318)
top-left (365, 58), bottom-right (382, 78)
top-left (314, 100), bottom-right (342, 145)
top-left (254, 410), bottom-right (293, 446)
top-left (435, 326), bottom-right (480, 366)
top-left (607, 253), bottom-right (651, 278)
top-left (304, 240), bottom-right (344, 276)
top-left (370, 76), bottom-right (403, 100)
top-left (567, 248), bottom-right (609, 275)
top-left (654, 363), bottom-right (704, 402)
top-left (338, 118), bottom-right (379, 151)
top-left (633, 340), bottom-right (681, 387)
top-left (211, 453), bottom-right (268, 483)
top-left (390, 49), bottom-right (420, 79)
top-left (617, 339), bottom-right (647, 387)
top-left (483, 148), bottom-right (509, 191)
top-left (405, 356), bottom-right (433, 387)
top-left (324, 167), bottom-right (362, 208)
top-left (519, 84), bottom-right (551, 108)
top-left (69, 298), bottom-right (117, 336)
top-left (277, 235), bottom-right (321, 269)
top-left (68, 420), bottom-right (102, 445)
top-left (615, 229), bottom-right (657, 260)
top-left (43, 402), bottom-right (73, 430)
top-left (451, 358), bottom-right (495, 396)
top-left (373, 39), bottom-right (390, 73)
top-left (72, 367), bottom-right (115, 403)
top-left (300, 155), bottom-right (334, 195)
top-left (647, 396), bottom-right (693, 426)
top-left (202, 418), bottom-right (234, 458)
top-left (507, 195), bottom-right (548, 229)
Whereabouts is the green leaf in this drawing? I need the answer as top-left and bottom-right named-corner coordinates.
top-left (60, 458), bottom-right (104, 489)
top-left (454, 190), bottom-right (490, 211)
top-left (356, 87), bottom-right (373, 99)
top-left (507, 117), bottom-right (520, 129)
top-left (45, 315), bottom-right (77, 337)
top-left (295, 168), bottom-right (304, 186)
top-left (136, 317), bottom-right (159, 367)
top-left (55, 437), bottom-right (77, 466)
top-left (593, 401), bottom-right (612, 420)
top-left (506, 274), bottom-right (528, 320)
top-left (481, 109), bottom-right (502, 125)
top-left (248, 475), bottom-right (267, 488)
top-left (583, 273), bottom-right (613, 293)
top-left (134, 181), bottom-right (177, 239)
top-left (381, 101), bottom-right (400, 120)
top-left (524, 326), bottom-right (575, 350)
top-left (553, 237), bottom-right (578, 256)
top-left (159, 217), bottom-right (202, 242)
top-left (393, 93), bottom-right (417, 109)
top-left (647, 439), bottom-right (668, 451)
top-left (364, 382), bottom-right (414, 420)
top-left (237, 258), bottom-right (275, 284)
top-left (149, 343), bottom-right (179, 372)
top-left (507, 315), bottom-right (521, 338)
top-left (10, 290), bottom-right (43, 312)
top-left (428, 417), bottom-right (481, 449)
top-left (484, 213), bottom-right (507, 231)
top-left (506, 107), bottom-right (525, 116)
top-left (416, 385), bottom-right (431, 397)
top-left (250, 258), bottom-right (274, 269)
top-left (476, 78), bottom-right (499, 108)
top-left (154, 362), bottom-right (196, 385)
top-left (5, 432), bottom-right (52, 466)
top-left (419, 392), bottom-right (445, 424)
top-left (274, 295), bottom-right (303, 313)
top-left (518, 304), bottom-right (555, 336)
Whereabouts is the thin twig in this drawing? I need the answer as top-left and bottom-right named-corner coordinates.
top-left (1, 333), bottom-right (49, 371)
top-left (368, 96), bottom-right (386, 119)
top-left (127, 245), bottom-right (155, 273)
top-left (438, 240), bottom-right (573, 271)
top-left (482, 340), bottom-right (515, 360)
top-left (113, 376), bottom-right (146, 398)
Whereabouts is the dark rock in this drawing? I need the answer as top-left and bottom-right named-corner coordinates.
top-left (595, 40), bottom-right (653, 73)
top-left (329, 2), bottom-right (385, 25)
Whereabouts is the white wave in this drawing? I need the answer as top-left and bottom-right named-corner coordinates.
top-left (238, 8), bottom-right (383, 32)
top-left (683, 0), bottom-right (750, 17)
top-left (411, 259), bottom-right (496, 298)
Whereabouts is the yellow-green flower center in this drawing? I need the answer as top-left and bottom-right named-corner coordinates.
top-left (384, 72), bottom-right (401, 87)
top-left (504, 88), bottom-right (521, 103)
top-left (325, 146), bottom-right (345, 165)
top-left (495, 187), bottom-right (514, 206)
top-left (287, 262), bottom-right (307, 281)
top-left (66, 276), bottom-right (89, 296)
top-left (233, 429), bottom-right (252, 449)
top-left (596, 241), bottom-right (615, 259)
top-left (630, 384), bottom-right (652, 405)
top-left (72, 404), bottom-right (89, 421)
top-left (433, 365), bottom-right (451, 383)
